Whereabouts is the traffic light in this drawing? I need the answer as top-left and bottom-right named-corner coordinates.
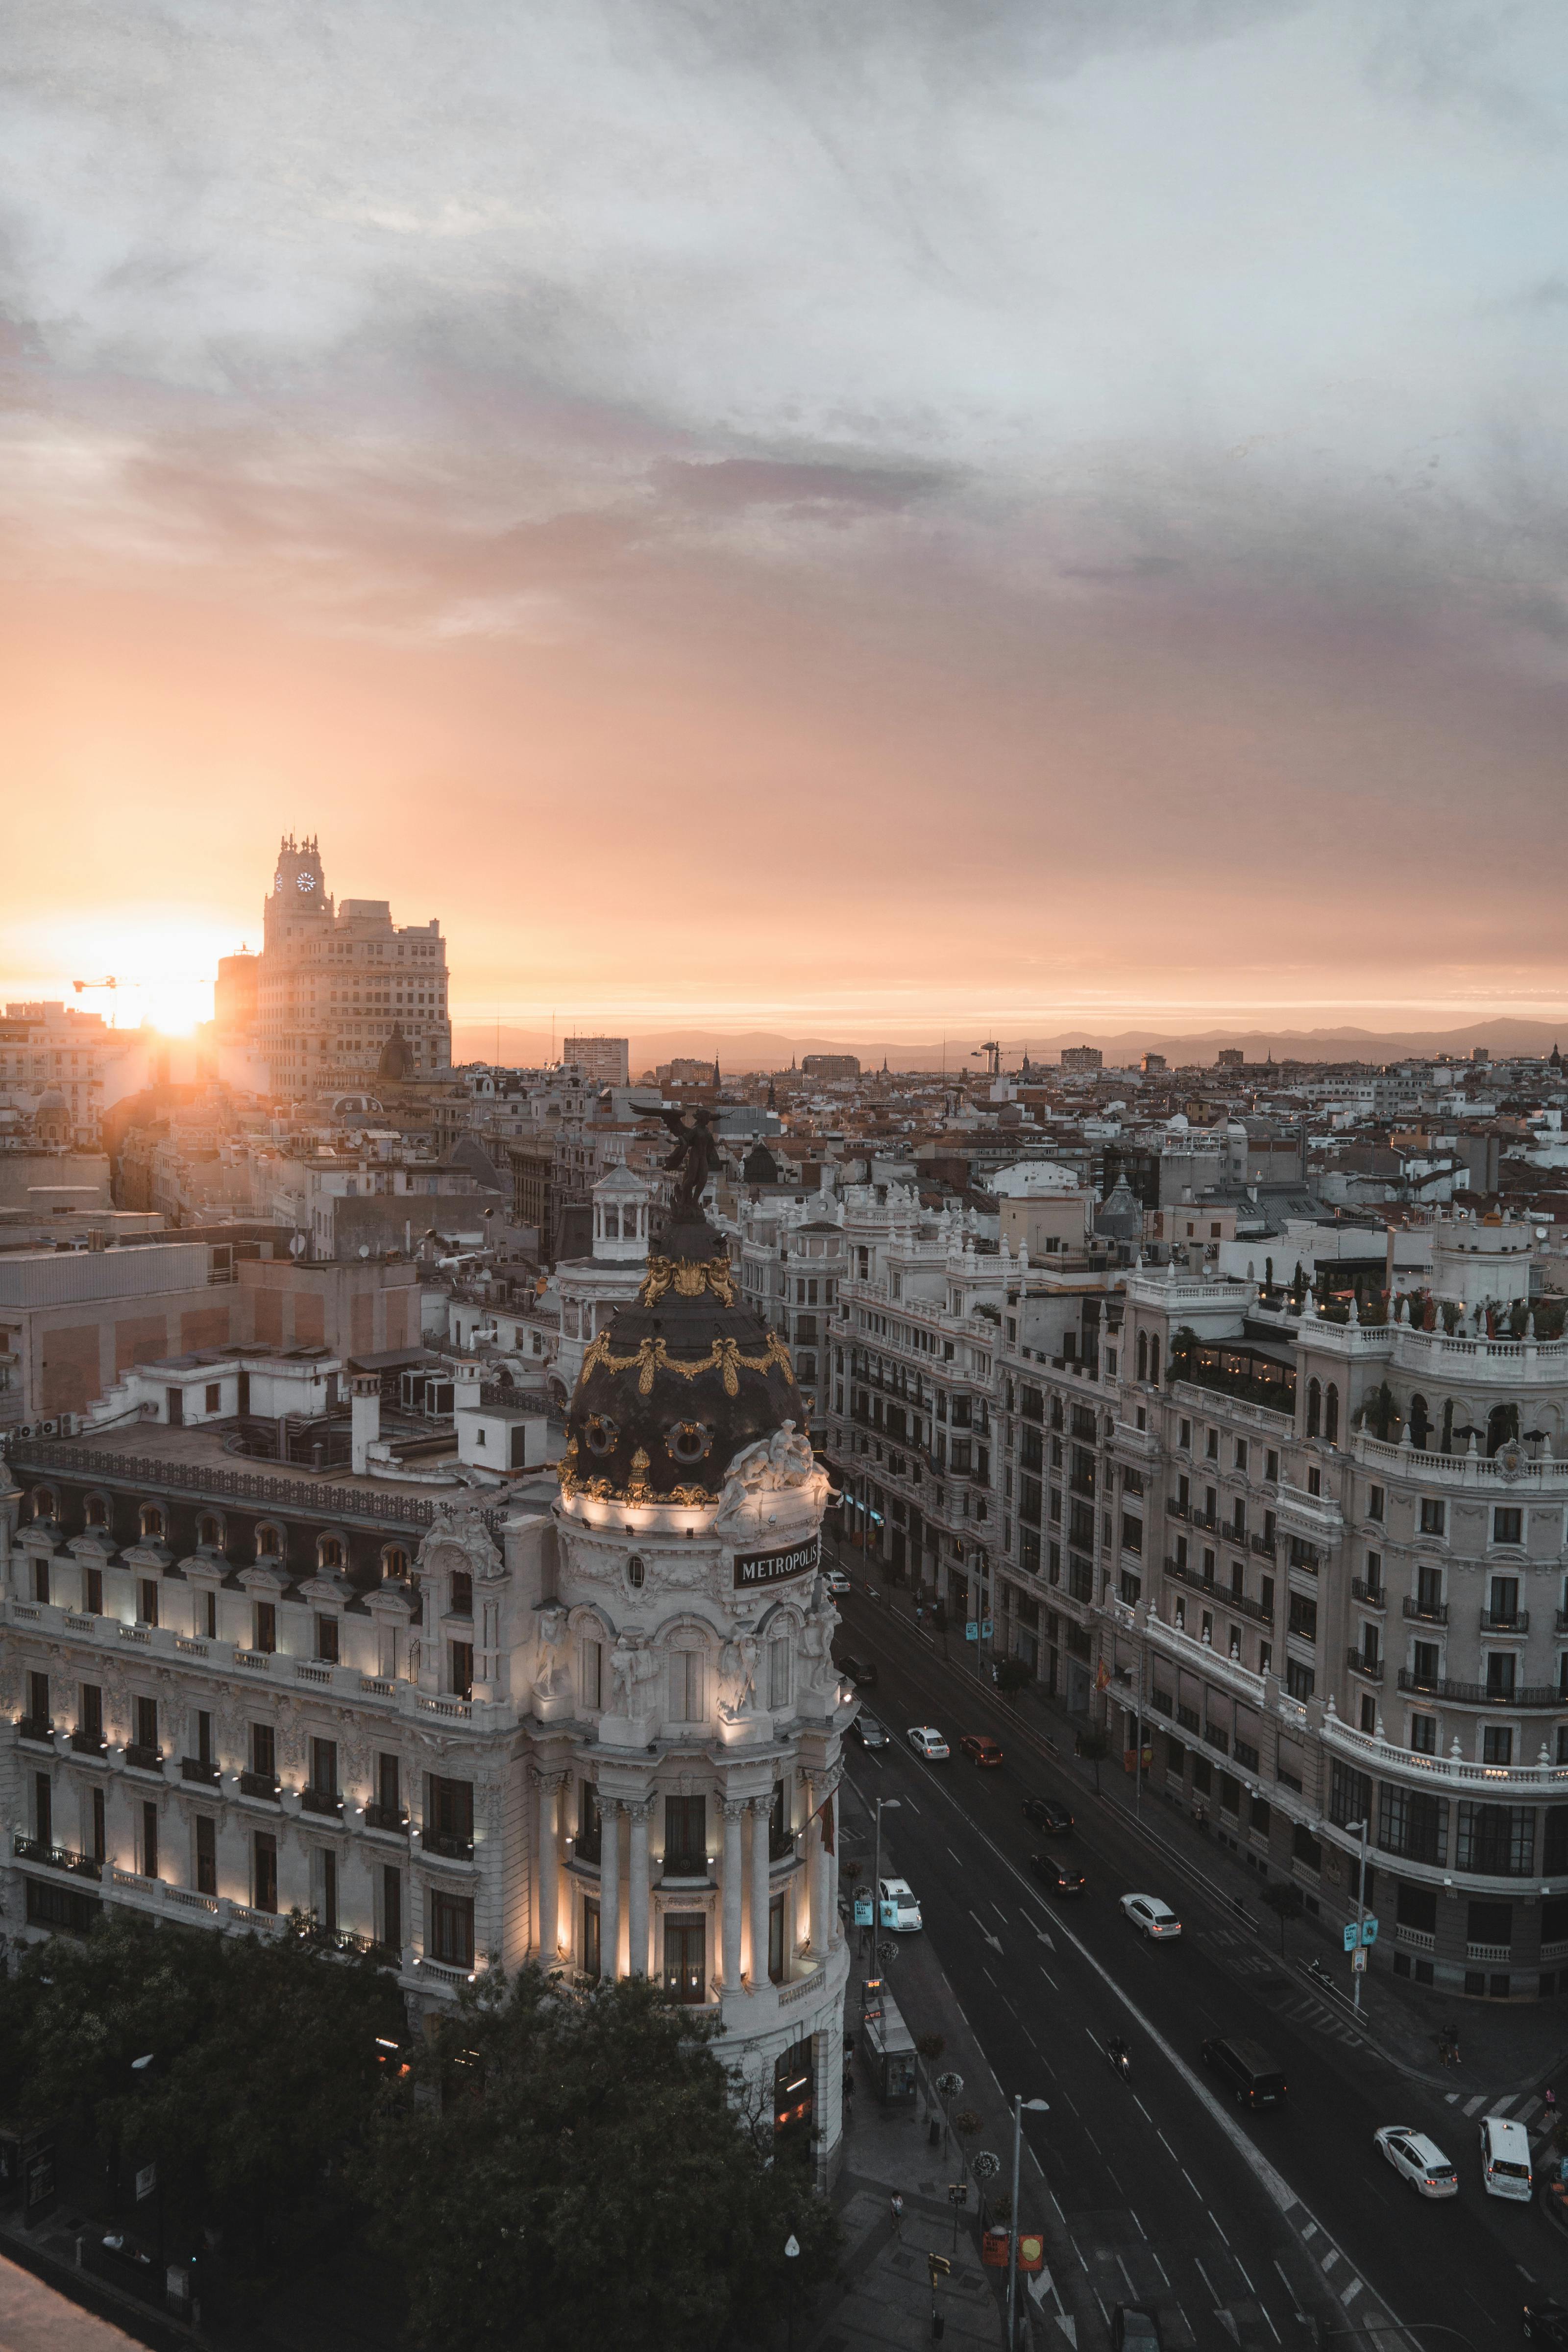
top-left (928, 2254), bottom-right (952, 2279)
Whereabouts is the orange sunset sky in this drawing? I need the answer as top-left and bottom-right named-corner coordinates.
top-left (4, 3), bottom-right (1568, 1050)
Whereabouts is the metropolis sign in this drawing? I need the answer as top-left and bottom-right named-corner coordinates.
top-left (733, 1535), bottom-right (820, 1590)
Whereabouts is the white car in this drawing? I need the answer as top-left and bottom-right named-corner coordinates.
top-left (1374, 2125), bottom-right (1458, 2199)
top-left (1120, 1893), bottom-right (1182, 1941)
top-left (878, 1876), bottom-right (924, 1931)
top-left (907, 1726), bottom-right (950, 1761)
top-left (823, 1570), bottom-right (851, 1597)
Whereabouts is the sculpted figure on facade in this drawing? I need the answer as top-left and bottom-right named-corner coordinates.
top-left (718, 1626), bottom-right (760, 1720)
top-left (533, 1603), bottom-right (570, 1698)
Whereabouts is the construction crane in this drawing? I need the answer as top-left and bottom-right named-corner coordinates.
top-left (73, 977), bottom-right (125, 994)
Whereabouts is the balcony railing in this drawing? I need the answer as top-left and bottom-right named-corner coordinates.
top-left (180, 1756), bottom-right (220, 1785)
top-left (364, 1802), bottom-right (410, 1832)
top-left (12, 1832), bottom-right (101, 1879)
top-left (1401, 1597), bottom-right (1448, 1626)
top-left (70, 1726), bottom-right (108, 1756)
top-left (238, 1769), bottom-right (280, 1801)
top-left (1350, 1580), bottom-right (1385, 1608)
top-left (1479, 1609), bottom-right (1529, 1635)
top-left (1396, 1668), bottom-right (1563, 1710)
top-left (17, 1715), bottom-right (53, 1744)
top-left (1347, 1648), bottom-right (1385, 1683)
top-left (421, 1829), bottom-right (475, 1861)
top-left (0, 1434), bottom-right (505, 1534)
top-left (1162, 1557), bottom-right (1272, 1626)
top-left (300, 1786), bottom-right (343, 1817)
top-left (1250, 1532), bottom-right (1277, 1559)
top-left (123, 1743), bottom-right (163, 1773)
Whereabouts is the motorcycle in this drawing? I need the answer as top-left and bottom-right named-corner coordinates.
top-left (1106, 2041), bottom-right (1131, 2081)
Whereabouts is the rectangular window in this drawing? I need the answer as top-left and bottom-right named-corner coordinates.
top-left (1292, 1822), bottom-right (1322, 1872)
top-left (1493, 1507), bottom-right (1523, 1547)
top-left (768, 1895), bottom-right (786, 1984)
top-left (91, 1785), bottom-right (105, 1862)
top-left (1288, 1592), bottom-right (1318, 1641)
top-left (1285, 1658), bottom-right (1315, 1701)
top-left (1410, 1713), bottom-right (1437, 1755)
top-left (33, 1771), bottom-right (51, 1848)
top-left (662, 1914), bottom-right (706, 2003)
top-left (196, 1814), bottom-right (217, 1895)
top-left (32, 1558), bottom-right (49, 1605)
top-left (664, 1793), bottom-right (707, 1876)
top-left (1329, 1760), bottom-right (1372, 1830)
top-left (767, 1636), bottom-right (790, 1712)
top-left (315, 1614), bottom-right (340, 1664)
top-left (1483, 1725), bottom-right (1514, 1766)
top-left (196, 1709), bottom-right (213, 1764)
top-left (311, 1737), bottom-right (339, 1796)
top-left (134, 1695), bottom-right (158, 1753)
top-left (1378, 1784), bottom-right (1448, 1864)
top-left (1420, 1498), bottom-right (1446, 1537)
top-left (429, 1890), bottom-right (475, 1969)
top-left (449, 1642), bottom-right (474, 1699)
top-left (137, 1579), bottom-right (158, 1628)
top-left (203, 1590), bottom-right (217, 1638)
top-left (1120, 1514), bottom-right (1143, 1556)
top-left (1368, 1484), bottom-right (1384, 1521)
top-left (250, 1722), bottom-right (276, 1780)
top-left (254, 1602), bottom-right (277, 1653)
top-left (254, 1833), bottom-right (278, 1913)
top-left (669, 1650), bottom-right (703, 1723)
top-left (85, 1567), bottom-right (103, 1616)
top-left (428, 1776), bottom-right (474, 1851)
top-left (26, 1669), bottom-right (49, 1729)
top-left (377, 1752), bottom-right (401, 1817)
top-left (1456, 1803), bottom-right (1534, 1878)
top-left (382, 1864), bottom-right (403, 1955)
top-left (576, 1780), bottom-right (601, 1862)
top-left (580, 1639), bottom-right (603, 1711)
top-left (141, 1801), bottom-right (158, 1880)
top-left (582, 1896), bottom-right (601, 1980)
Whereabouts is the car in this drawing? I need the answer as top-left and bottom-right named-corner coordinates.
top-left (959, 1734), bottom-right (1005, 1767)
top-left (877, 1875), bottom-right (923, 1931)
top-left (1200, 2036), bottom-right (1288, 2107)
top-left (823, 1569), bottom-right (851, 1596)
top-left (1110, 2307), bottom-right (1163, 2352)
top-left (1480, 2113), bottom-right (1533, 2201)
top-left (1373, 2125), bottom-right (1459, 2199)
top-left (862, 1584), bottom-right (882, 1602)
top-left (838, 1654), bottom-right (878, 1689)
top-left (1522, 2301), bottom-right (1568, 2349)
top-left (1030, 1851), bottom-right (1087, 1897)
top-left (1022, 1797), bottom-right (1074, 1836)
top-left (907, 1726), bottom-right (951, 1761)
top-left (849, 1713), bottom-right (889, 1749)
top-left (1120, 1893), bottom-right (1181, 1941)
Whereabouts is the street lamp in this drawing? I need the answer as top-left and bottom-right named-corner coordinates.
top-left (784, 2232), bottom-right (800, 2352)
top-left (871, 1797), bottom-right (901, 1939)
top-left (1345, 1818), bottom-right (1370, 2013)
top-left (1004, 2093), bottom-right (1051, 2349)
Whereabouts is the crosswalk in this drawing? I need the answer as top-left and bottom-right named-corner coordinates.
top-left (1445, 2088), bottom-right (1546, 2124)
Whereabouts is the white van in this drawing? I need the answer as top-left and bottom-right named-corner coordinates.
top-left (1480, 2113), bottom-right (1533, 2201)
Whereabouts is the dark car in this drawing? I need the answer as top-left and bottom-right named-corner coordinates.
top-left (1111, 2307), bottom-right (1163, 2352)
top-left (959, 1734), bottom-right (1005, 1767)
top-left (838, 1654), bottom-right (878, 1689)
top-left (1030, 1850), bottom-right (1087, 1898)
top-left (1200, 2035), bottom-right (1288, 2108)
top-left (1523, 2306), bottom-right (1568, 2351)
top-left (1022, 1797), bottom-right (1074, 1836)
top-left (850, 1713), bottom-right (889, 1748)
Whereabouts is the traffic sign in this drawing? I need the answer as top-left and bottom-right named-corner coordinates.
top-left (965, 1621), bottom-right (979, 1642)
top-left (1342, 1923), bottom-right (1359, 1953)
top-left (981, 1619), bottom-right (994, 1639)
top-left (1362, 1915), bottom-right (1379, 1945)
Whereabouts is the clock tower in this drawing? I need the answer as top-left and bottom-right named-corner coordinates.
top-left (264, 831), bottom-right (331, 941)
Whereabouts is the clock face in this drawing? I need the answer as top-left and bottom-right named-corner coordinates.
top-left (273, 873), bottom-right (283, 894)
top-left (296, 871), bottom-right (318, 892)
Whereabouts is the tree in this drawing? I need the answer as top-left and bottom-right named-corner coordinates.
top-left (0, 1913), bottom-right (406, 2278)
top-left (994, 1657), bottom-right (1032, 1696)
top-left (1259, 1880), bottom-right (1305, 1956)
top-left (356, 1966), bottom-right (841, 2352)
top-left (1075, 1727), bottom-right (1110, 1796)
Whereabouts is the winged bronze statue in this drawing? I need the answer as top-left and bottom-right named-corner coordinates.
top-left (633, 1102), bottom-right (728, 1220)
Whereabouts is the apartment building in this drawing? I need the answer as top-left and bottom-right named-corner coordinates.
top-left (730, 1192), bottom-right (846, 1451)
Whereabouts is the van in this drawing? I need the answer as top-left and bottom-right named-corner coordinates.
top-left (1480, 2113), bottom-right (1533, 2201)
top-left (1200, 2035), bottom-right (1288, 2108)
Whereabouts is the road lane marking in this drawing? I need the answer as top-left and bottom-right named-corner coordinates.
top-left (1207, 2208), bottom-right (1230, 2246)
top-left (1130, 2210), bottom-right (1148, 2241)
top-left (1235, 2261), bottom-right (1254, 2292)
top-left (1259, 2302), bottom-right (1282, 2343)
top-left (1299, 2222), bottom-right (1317, 2242)
top-left (901, 1795), bottom-right (920, 1813)
top-left (1194, 2256), bottom-right (1220, 2304)
top-left (1463, 2094), bottom-right (1487, 2115)
top-left (1491, 2095), bottom-right (1518, 2116)
top-left (1040, 1963), bottom-right (1058, 1989)
top-left (1321, 2251), bottom-right (1339, 2273)
top-left (1341, 2280), bottom-right (1362, 2307)
top-left (1273, 2259), bottom-right (1307, 2319)
top-left (950, 1847), bottom-right (967, 1866)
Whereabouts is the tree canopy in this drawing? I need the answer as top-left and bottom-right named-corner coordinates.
top-left (357, 1965), bottom-right (840, 2352)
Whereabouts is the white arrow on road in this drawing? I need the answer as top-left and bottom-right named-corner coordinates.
top-left (968, 1910), bottom-right (1004, 1953)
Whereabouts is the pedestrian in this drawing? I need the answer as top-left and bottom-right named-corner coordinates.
top-left (843, 2064), bottom-right (856, 2101)
top-left (1546, 2086), bottom-right (1558, 2121)
top-left (890, 2192), bottom-right (905, 2239)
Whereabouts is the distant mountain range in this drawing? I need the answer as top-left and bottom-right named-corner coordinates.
top-left (452, 1015), bottom-right (1568, 1076)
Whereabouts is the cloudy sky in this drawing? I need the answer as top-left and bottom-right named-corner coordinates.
top-left (3, 0), bottom-right (1567, 1045)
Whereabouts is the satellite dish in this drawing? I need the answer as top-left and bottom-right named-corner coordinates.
top-left (289, 1232), bottom-right (307, 1259)
top-left (359, 1245), bottom-right (371, 1260)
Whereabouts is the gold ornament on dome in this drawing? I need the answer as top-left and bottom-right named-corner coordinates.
top-left (556, 1435), bottom-right (581, 1496)
top-left (580, 1327), bottom-right (792, 1397)
top-left (637, 1254), bottom-right (736, 1308)
top-left (626, 1447), bottom-right (654, 1505)
top-left (668, 1483), bottom-right (714, 1507)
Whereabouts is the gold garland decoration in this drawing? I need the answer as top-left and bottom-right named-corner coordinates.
top-left (579, 1327), bottom-right (792, 1397)
top-left (637, 1253), bottom-right (736, 1308)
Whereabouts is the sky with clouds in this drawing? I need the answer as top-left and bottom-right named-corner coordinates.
top-left (3, 0), bottom-right (1567, 1044)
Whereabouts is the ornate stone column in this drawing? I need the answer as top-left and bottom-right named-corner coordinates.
top-left (808, 1785), bottom-right (832, 1961)
top-left (536, 1770), bottom-right (565, 1963)
top-left (626, 1798), bottom-right (652, 1978)
top-left (721, 1798), bottom-right (747, 1988)
top-left (600, 1798), bottom-right (622, 1980)
top-left (748, 1793), bottom-right (772, 1985)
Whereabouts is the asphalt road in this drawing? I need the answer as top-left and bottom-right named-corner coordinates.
top-left (829, 1567), bottom-right (1568, 2352)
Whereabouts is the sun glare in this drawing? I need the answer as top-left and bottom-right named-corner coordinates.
top-left (137, 977), bottom-right (211, 1037)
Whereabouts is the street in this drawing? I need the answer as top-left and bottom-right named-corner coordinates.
top-left (831, 1570), bottom-right (1568, 2352)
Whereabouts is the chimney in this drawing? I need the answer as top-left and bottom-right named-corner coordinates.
top-left (350, 1372), bottom-right (381, 1474)
top-left (453, 1358), bottom-right (483, 1416)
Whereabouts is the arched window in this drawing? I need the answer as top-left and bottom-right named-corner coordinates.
top-left (84, 1493), bottom-right (109, 1528)
top-left (1486, 1402), bottom-right (1519, 1459)
top-left (1408, 1394), bottom-right (1430, 1451)
top-left (139, 1502), bottom-right (166, 1541)
top-left (1136, 1331), bottom-right (1149, 1381)
top-left (1324, 1384), bottom-right (1340, 1445)
top-left (1441, 1397), bottom-right (1456, 1456)
top-left (197, 1513), bottom-right (224, 1551)
top-left (450, 1570), bottom-right (473, 1616)
top-left (1306, 1379), bottom-right (1321, 1439)
top-left (381, 1545), bottom-right (409, 1579)
top-left (317, 1534), bottom-right (345, 1570)
top-left (1149, 1337), bottom-right (1161, 1385)
top-left (255, 1522), bottom-right (283, 1561)
top-left (29, 1485), bottom-right (58, 1524)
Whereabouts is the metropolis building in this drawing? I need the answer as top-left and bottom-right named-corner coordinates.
top-left (2, 1157), bottom-right (850, 2163)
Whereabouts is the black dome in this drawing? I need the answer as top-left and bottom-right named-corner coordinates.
top-left (560, 1216), bottom-right (802, 1505)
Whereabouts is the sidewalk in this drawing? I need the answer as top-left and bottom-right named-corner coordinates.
top-left (805, 1781), bottom-right (1089, 2352)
